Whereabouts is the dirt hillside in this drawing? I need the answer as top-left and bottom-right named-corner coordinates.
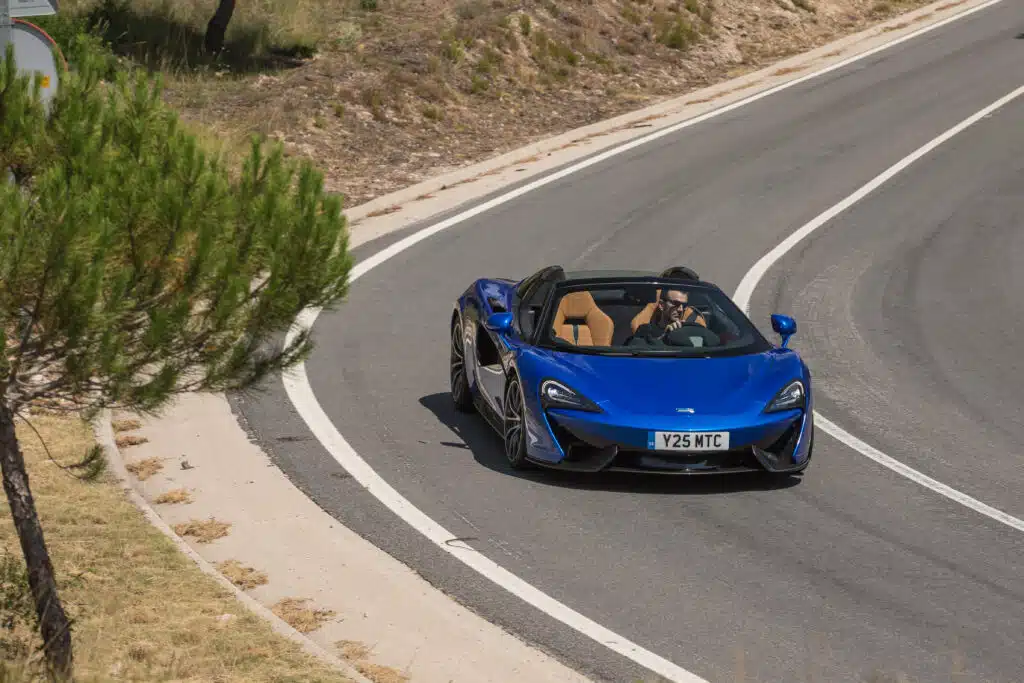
top-left (62, 0), bottom-right (934, 207)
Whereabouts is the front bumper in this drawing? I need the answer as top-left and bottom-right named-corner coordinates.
top-left (527, 407), bottom-right (813, 474)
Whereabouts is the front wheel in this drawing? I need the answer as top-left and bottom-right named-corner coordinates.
top-left (502, 375), bottom-right (532, 470)
top-left (450, 320), bottom-right (474, 413)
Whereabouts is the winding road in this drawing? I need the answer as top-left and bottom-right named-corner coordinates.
top-left (230, 2), bottom-right (1024, 682)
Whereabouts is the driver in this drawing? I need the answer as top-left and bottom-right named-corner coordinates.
top-left (627, 289), bottom-right (708, 346)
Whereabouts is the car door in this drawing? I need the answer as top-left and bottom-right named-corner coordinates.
top-left (476, 268), bottom-right (558, 415)
top-left (474, 309), bottom-right (507, 414)
top-left (472, 284), bottom-right (516, 416)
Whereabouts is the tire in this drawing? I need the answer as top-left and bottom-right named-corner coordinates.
top-left (502, 375), bottom-right (532, 470)
top-left (450, 319), bottom-right (474, 413)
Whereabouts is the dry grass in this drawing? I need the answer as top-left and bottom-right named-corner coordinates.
top-left (53, 0), bottom-right (329, 70)
top-left (125, 456), bottom-right (163, 481)
top-left (271, 597), bottom-right (336, 633)
top-left (336, 640), bottom-right (410, 683)
top-left (114, 433), bottom-right (148, 448)
top-left (110, 417), bottom-right (142, 432)
top-left (337, 643), bottom-right (413, 683)
top-left (173, 517), bottom-right (232, 544)
top-left (355, 662), bottom-right (411, 683)
top-left (40, 0), bottom-right (935, 210)
top-left (217, 559), bottom-right (269, 590)
top-left (0, 413), bottom-right (354, 682)
top-left (337, 639), bottom-right (373, 661)
top-left (154, 487), bottom-right (193, 505)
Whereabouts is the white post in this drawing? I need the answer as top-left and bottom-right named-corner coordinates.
top-left (3, 0), bottom-right (62, 185)
top-left (2, 0), bottom-right (11, 186)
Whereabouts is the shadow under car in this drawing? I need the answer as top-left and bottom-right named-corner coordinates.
top-left (418, 392), bottom-right (803, 495)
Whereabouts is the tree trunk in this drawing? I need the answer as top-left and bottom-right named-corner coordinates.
top-left (204, 0), bottom-right (236, 55)
top-left (0, 402), bottom-right (74, 681)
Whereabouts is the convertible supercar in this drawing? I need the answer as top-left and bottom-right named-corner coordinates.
top-left (449, 265), bottom-right (813, 475)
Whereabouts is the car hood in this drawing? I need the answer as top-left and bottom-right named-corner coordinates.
top-left (534, 349), bottom-right (804, 416)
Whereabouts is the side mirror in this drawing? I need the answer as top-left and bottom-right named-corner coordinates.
top-left (484, 312), bottom-right (514, 334)
top-left (770, 314), bottom-right (797, 348)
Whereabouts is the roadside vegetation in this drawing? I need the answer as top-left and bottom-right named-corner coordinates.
top-left (0, 413), bottom-right (354, 682)
top-left (40, 0), bottom-right (935, 206)
top-left (1, 28), bottom-right (350, 681)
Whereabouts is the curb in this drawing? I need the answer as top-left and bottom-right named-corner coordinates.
top-left (92, 409), bottom-right (375, 683)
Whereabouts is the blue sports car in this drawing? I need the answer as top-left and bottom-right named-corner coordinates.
top-left (449, 265), bottom-right (813, 475)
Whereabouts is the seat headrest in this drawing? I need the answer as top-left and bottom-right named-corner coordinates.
top-left (557, 291), bottom-right (600, 319)
top-left (553, 291), bottom-right (615, 346)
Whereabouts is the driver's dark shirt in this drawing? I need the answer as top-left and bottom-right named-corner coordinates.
top-left (626, 311), bottom-right (720, 348)
top-left (626, 306), bottom-right (706, 347)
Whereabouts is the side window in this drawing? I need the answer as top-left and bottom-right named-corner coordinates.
top-left (511, 267), bottom-right (564, 342)
top-left (512, 274), bottom-right (536, 333)
top-left (516, 281), bottom-right (551, 341)
top-left (511, 275), bottom-right (537, 337)
top-left (710, 301), bottom-right (740, 337)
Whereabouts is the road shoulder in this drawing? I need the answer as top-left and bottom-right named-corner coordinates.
top-left (105, 394), bottom-right (594, 683)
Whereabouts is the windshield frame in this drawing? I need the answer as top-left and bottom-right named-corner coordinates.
top-left (533, 276), bottom-right (773, 358)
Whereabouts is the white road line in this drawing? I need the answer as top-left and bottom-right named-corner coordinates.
top-left (280, 2), bottom-right (1009, 681)
top-left (284, 355), bottom-right (707, 683)
top-left (815, 415), bottom-right (1024, 533)
top-left (733, 83), bottom-right (1024, 535)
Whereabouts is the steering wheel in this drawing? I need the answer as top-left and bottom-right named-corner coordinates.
top-left (665, 323), bottom-right (721, 348)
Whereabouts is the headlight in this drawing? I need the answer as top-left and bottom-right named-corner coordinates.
top-left (540, 379), bottom-right (601, 412)
top-left (765, 380), bottom-right (805, 412)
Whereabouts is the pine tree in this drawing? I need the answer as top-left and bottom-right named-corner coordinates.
top-left (1, 43), bottom-right (351, 679)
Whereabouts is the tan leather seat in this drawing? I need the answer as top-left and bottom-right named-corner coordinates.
top-left (552, 291), bottom-right (614, 346)
top-left (630, 290), bottom-right (707, 333)
top-left (630, 302), bottom-right (660, 333)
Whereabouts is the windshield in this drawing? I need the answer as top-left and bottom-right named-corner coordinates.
top-left (539, 281), bottom-right (772, 357)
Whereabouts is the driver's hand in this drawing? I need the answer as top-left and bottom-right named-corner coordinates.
top-left (666, 320), bottom-right (684, 332)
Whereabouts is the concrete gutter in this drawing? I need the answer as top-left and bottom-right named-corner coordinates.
top-left (93, 409), bottom-right (376, 683)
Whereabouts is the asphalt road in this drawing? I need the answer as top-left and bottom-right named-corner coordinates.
top-left (231, 3), bottom-right (1024, 682)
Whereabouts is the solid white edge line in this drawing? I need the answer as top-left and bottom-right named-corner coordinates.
top-left (279, 2), bottom-right (1011, 682)
top-left (284, 356), bottom-right (707, 683)
top-left (732, 83), bottom-right (1024, 535)
top-left (814, 415), bottom-right (1024, 533)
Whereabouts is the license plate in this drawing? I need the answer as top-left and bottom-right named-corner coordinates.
top-left (649, 431), bottom-right (729, 452)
